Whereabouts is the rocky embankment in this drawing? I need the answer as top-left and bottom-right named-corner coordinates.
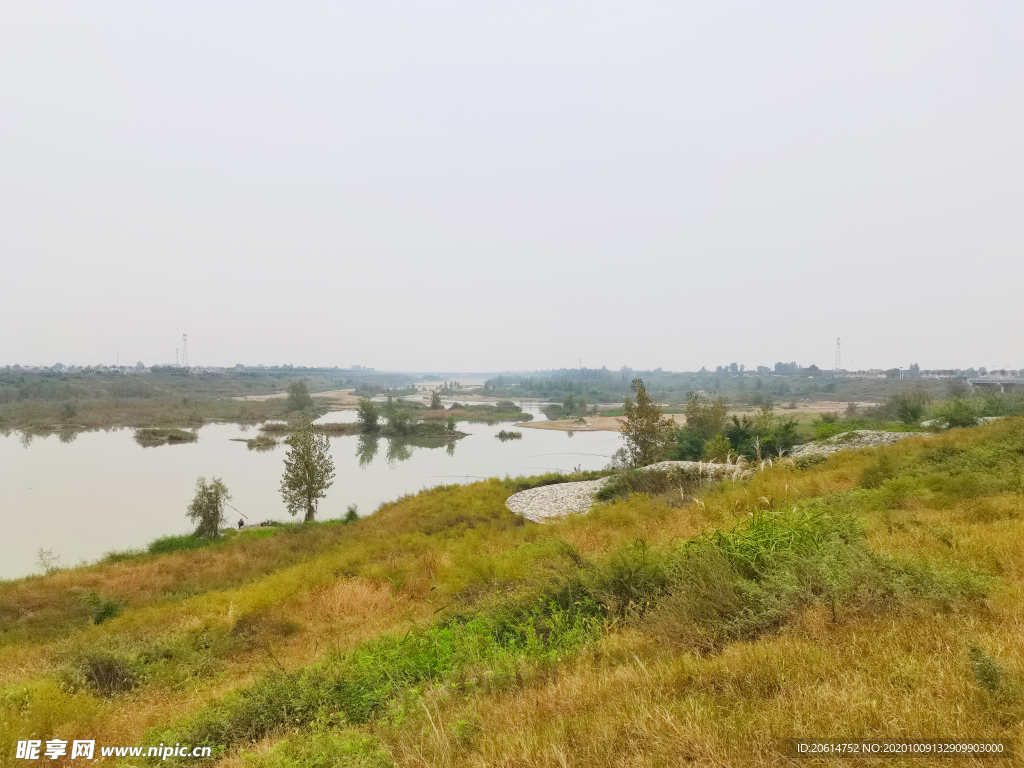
top-left (506, 460), bottom-right (750, 523)
top-left (506, 479), bottom-right (612, 523)
top-left (788, 430), bottom-right (920, 459)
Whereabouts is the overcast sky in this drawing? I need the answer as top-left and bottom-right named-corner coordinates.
top-left (1, 2), bottom-right (1021, 372)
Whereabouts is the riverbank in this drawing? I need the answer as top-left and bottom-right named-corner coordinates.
top-left (234, 388), bottom-right (363, 407)
top-left (0, 396), bottom-right (316, 432)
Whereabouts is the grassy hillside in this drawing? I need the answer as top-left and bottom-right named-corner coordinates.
top-left (2, 420), bottom-right (1023, 766)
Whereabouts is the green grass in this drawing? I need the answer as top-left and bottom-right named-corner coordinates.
top-left (242, 728), bottom-right (393, 768)
top-left (595, 466), bottom-right (707, 503)
top-left (812, 418), bottom-right (921, 440)
top-left (149, 597), bottom-right (604, 762)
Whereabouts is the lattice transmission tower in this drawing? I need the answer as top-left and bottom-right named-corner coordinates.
top-left (834, 338), bottom-right (842, 372)
top-left (181, 334), bottom-right (189, 367)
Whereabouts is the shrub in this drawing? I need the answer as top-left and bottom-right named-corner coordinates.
top-left (724, 406), bottom-right (799, 458)
top-left (286, 380), bottom-right (315, 411)
top-left (595, 466), bottom-right (707, 503)
top-left (669, 428), bottom-right (705, 460)
top-left (685, 393), bottom-right (728, 440)
top-left (187, 477), bottom-right (231, 538)
top-left (932, 398), bottom-right (982, 429)
top-left (884, 388), bottom-right (931, 423)
top-left (83, 656), bottom-right (137, 695)
top-left (81, 591), bottom-right (122, 624)
top-left (703, 434), bottom-right (732, 461)
top-left (386, 413), bottom-right (413, 436)
top-left (356, 398), bottom-right (379, 431)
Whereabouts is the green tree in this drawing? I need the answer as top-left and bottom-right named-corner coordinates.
top-left (619, 378), bottom-right (674, 467)
top-left (885, 388), bottom-right (931, 423)
top-left (933, 398), bottom-right (981, 429)
top-left (563, 393), bottom-right (576, 415)
top-left (703, 434), bottom-right (732, 462)
top-left (684, 393), bottom-right (728, 440)
top-left (187, 477), bottom-right (231, 538)
top-left (430, 390), bottom-right (443, 410)
top-left (387, 411), bottom-right (413, 435)
top-left (280, 419), bottom-right (335, 522)
top-left (356, 398), bottom-right (380, 431)
top-left (285, 379), bottom-right (314, 411)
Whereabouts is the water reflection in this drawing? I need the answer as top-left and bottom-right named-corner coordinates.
top-left (1, 399), bottom-right (623, 579)
top-left (356, 434), bottom-right (459, 467)
top-left (356, 434), bottom-right (379, 466)
top-left (246, 437), bottom-right (279, 452)
top-left (385, 439), bottom-right (412, 466)
top-left (57, 429), bottom-right (78, 445)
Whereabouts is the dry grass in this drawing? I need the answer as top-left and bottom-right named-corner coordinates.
top-left (380, 602), bottom-right (1022, 767)
top-left (0, 577), bottom-right (426, 758)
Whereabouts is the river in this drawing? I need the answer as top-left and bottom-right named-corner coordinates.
top-left (0, 401), bottom-right (623, 580)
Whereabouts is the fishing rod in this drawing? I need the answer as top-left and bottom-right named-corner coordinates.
top-left (225, 502), bottom-right (249, 520)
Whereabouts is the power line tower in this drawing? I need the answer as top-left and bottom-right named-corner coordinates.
top-left (181, 334), bottom-right (189, 368)
top-left (834, 338), bottom-right (842, 372)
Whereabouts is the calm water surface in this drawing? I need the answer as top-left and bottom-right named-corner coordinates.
top-left (0, 401), bottom-right (622, 579)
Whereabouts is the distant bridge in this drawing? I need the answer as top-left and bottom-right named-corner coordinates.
top-left (969, 379), bottom-right (1024, 392)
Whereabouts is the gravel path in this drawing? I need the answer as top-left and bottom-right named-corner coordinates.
top-left (508, 434), bottom-right (931, 523)
top-left (789, 430), bottom-right (921, 459)
top-left (505, 479), bottom-right (611, 523)
top-left (506, 461), bottom-right (749, 524)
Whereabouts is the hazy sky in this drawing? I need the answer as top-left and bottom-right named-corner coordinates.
top-left (2, 2), bottom-right (1021, 372)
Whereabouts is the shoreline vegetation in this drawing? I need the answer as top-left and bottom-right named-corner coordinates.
top-left (1, 416), bottom-right (1021, 764)
top-left (0, 369), bottom-right (412, 433)
top-left (133, 427), bottom-right (199, 446)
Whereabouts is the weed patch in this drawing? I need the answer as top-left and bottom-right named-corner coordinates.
top-left (242, 728), bottom-right (392, 768)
